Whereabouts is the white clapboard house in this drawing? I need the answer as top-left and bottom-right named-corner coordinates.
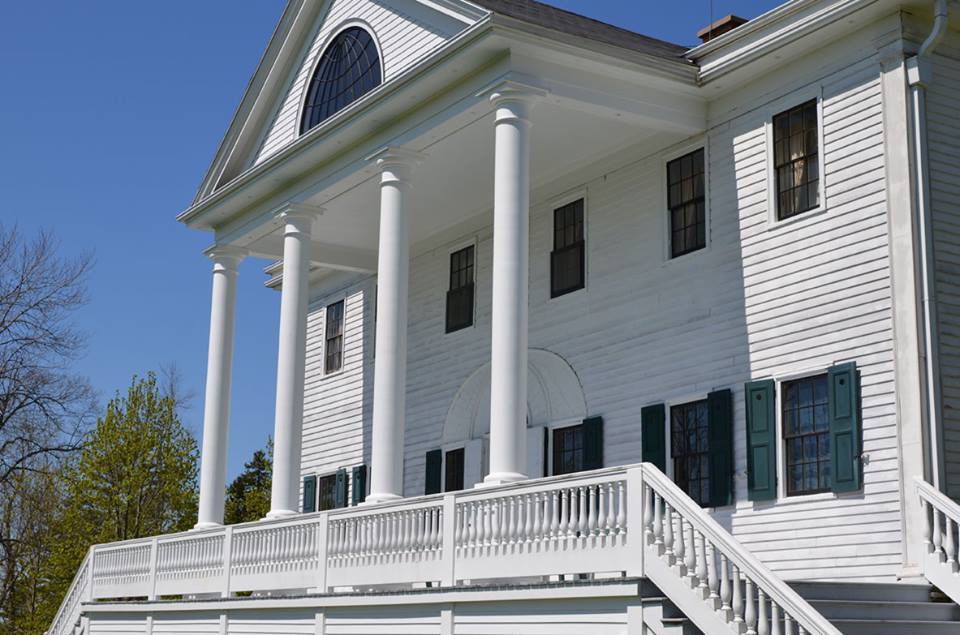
top-left (49, 0), bottom-right (960, 633)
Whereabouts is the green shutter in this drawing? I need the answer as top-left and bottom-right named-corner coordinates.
top-left (708, 389), bottom-right (734, 508)
top-left (334, 468), bottom-right (348, 508)
top-left (641, 404), bottom-right (667, 473)
top-left (746, 380), bottom-right (777, 501)
top-left (351, 464), bottom-right (367, 506)
top-left (424, 449), bottom-right (442, 495)
top-left (582, 416), bottom-right (604, 471)
top-left (829, 362), bottom-right (862, 493)
top-left (302, 475), bottom-right (317, 513)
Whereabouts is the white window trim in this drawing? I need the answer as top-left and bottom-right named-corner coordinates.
top-left (544, 416), bottom-right (588, 476)
top-left (764, 85), bottom-right (828, 229)
top-left (547, 187), bottom-right (589, 300)
top-left (770, 365), bottom-right (838, 503)
top-left (660, 138), bottom-right (712, 265)
top-left (311, 469), bottom-right (343, 512)
top-left (443, 237), bottom-right (479, 336)
top-left (661, 392), bottom-right (718, 511)
top-left (321, 295), bottom-right (348, 378)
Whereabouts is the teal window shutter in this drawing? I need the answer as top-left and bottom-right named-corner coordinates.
top-left (424, 449), bottom-right (442, 495)
top-left (708, 389), bottom-right (734, 508)
top-left (582, 416), bottom-right (604, 471)
top-left (351, 464), bottom-right (367, 506)
top-left (641, 404), bottom-right (666, 472)
top-left (334, 468), bottom-right (348, 508)
top-left (302, 474), bottom-right (317, 513)
top-left (829, 362), bottom-right (862, 493)
top-left (745, 380), bottom-right (777, 501)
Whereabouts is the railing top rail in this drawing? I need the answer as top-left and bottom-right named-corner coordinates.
top-left (454, 466), bottom-right (629, 502)
top-left (48, 547), bottom-right (91, 635)
top-left (915, 476), bottom-right (960, 520)
top-left (641, 463), bottom-right (842, 635)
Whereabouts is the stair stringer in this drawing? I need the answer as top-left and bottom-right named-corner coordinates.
top-left (643, 545), bottom-right (732, 634)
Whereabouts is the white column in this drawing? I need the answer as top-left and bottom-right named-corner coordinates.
top-left (195, 246), bottom-right (245, 530)
top-left (267, 206), bottom-right (318, 519)
top-left (367, 147), bottom-right (422, 503)
top-left (483, 83), bottom-right (542, 486)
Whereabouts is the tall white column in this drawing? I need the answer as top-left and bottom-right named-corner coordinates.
top-left (484, 83), bottom-right (542, 486)
top-left (367, 147), bottom-right (422, 504)
top-left (267, 206), bottom-right (317, 519)
top-left (195, 246), bottom-right (245, 530)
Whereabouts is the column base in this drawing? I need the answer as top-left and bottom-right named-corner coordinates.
top-left (192, 521), bottom-right (224, 531)
top-left (478, 471), bottom-right (528, 487)
top-left (265, 509), bottom-right (298, 520)
top-left (364, 492), bottom-right (403, 504)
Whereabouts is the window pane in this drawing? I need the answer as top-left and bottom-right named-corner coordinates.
top-left (667, 149), bottom-right (706, 258)
top-left (773, 100), bottom-right (819, 220)
top-left (670, 400), bottom-right (710, 506)
top-left (325, 300), bottom-right (345, 373)
top-left (782, 374), bottom-right (831, 495)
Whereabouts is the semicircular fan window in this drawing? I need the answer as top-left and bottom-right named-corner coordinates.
top-left (300, 27), bottom-right (382, 134)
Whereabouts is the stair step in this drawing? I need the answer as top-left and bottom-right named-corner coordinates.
top-left (790, 581), bottom-right (933, 603)
top-left (808, 599), bottom-right (960, 621)
top-left (830, 619), bottom-right (960, 635)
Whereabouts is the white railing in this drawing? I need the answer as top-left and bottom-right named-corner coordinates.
top-left (48, 463), bottom-right (839, 635)
top-left (917, 477), bottom-right (960, 604)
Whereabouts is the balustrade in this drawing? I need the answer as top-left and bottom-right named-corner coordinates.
top-left (917, 478), bottom-right (960, 605)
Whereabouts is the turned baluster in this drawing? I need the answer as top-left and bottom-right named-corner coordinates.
top-left (758, 588), bottom-right (769, 635)
top-left (771, 602), bottom-right (782, 635)
top-left (684, 521), bottom-right (697, 583)
top-left (653, 493), bottom-right (664, 547)
top-left (505, 497), bottom-right (516, 544)
top-left (644, 485), bottom-right (654, 540)
top-left (549, 491), bottom-right (560, 538)
top-left (674, 515), bottom-right (686, 566)
top-left (578, 487), bottom-right (588, 537)
top-left (783, 614), bottom-right (795, 635)
top-left (495, 500), bottom-right (506, 545)
top-left (482, 500), bottom-right (492, 545)
top-left (732, 564), bottom-right (744, 624)
top-left (533, 493), bottom-right (544, 542)
top-left (720, 554), bottom-right (731, 612)
top-left (696, 531), bottom-right (708, 591)
top-left (557, 490), bottom-right (568, 538)
top-left (934, 506), bottom-right (944, 562)
top-left (616, 482), bottom-right (627, 535)
top-left (922, 499), bottom-right (933, 553)
top-left (745, 579), bottom-right (757, 635)
top-left (523, 494), bottom-right (534, 543)
top-left (588, 486), bottom-right (599, 536)
top-left (798, 627), bottom-right (808, 635)
top-left (707, 543), bottom-right (719, 600)
top-left (598, 485), bottom-right (609, 535)
top-left (945, 515), bottom-right (958, 572)
top-left (663, 502), bottom-right (674, 558)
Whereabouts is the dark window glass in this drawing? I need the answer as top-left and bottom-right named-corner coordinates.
top-left (317, 474), bottom-right (338, 511)
top-left (325, 300), bottom-right (345, 373)
top-left (670, 400), bottom-right (710, 506)
top-left (551, 199), bottom-right (585, 298)
top-left (444, 447), bottom-right (465, 492)
top-left (773, 100), bottom-right (820, 220)
top-left (667, 149), bottom-right (706, 258)
top-left (553, 424), bottom-right (584, 476)
top-left (300, 27), bottom-right (382, 134)
top-left (445, 245), bottom-right (474, 333)
top-left (783, 374), bottom-right (831, 495)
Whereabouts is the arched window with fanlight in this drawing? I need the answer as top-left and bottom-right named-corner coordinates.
top-left (300, 26), bottom-right (382, 134)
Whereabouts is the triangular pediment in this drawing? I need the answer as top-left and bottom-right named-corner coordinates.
top-left (195, 0), bottom-right (487, 204)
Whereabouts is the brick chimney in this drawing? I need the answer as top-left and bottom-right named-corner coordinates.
top-left (696, 15), bottom-right (749, 43)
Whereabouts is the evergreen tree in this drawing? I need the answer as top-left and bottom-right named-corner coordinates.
top-left (224, 439), bottom-right (272, 524)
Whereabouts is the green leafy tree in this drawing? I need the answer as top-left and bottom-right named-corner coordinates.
top-left (224, 438), bottom-right (273, 524)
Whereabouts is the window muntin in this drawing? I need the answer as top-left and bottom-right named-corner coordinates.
top-left (670, 400), bottom-right (710, 506)
top-left (325, 300), bottom-right (345, 373)
top-left (773, 100), bottom-right (820, 220)
top-left (300, 27), bottom-right (382, 134)
top-left (444, 447), bottom-right (465, 492)
top-left (317, 474), bottom-right (338, 511)
top-left (782, 374), bottom-right (831, 495)
top-left (552, 423), bottom-right (584, 476)
top-left (551, 199), bottom-right (585, 298)
top-left (667, 149), bottom-right (706, 258)
top-left (445, 245), bottom-right (474, 333)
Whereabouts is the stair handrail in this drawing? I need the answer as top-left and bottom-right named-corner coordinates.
top-left (915, 476), bottom-right (960, 603)
top-left (641, 463), bottom-right (842, 635)
top-left (46, 547), bottom-right (92, 635)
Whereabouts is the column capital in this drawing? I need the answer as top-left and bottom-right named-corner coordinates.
top-left (478, 79), bottom-right (548, 121)
top-left (204, 245), bottom-right (247, 272)
top-left (275, 203), bottom-right (323, 234)
top-left (367, 146), bottom-right (425, 184)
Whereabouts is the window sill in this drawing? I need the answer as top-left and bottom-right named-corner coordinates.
top-left (766, 204), bottom-right (827, 231)
top-left (661, 243), bottom-right (710, 269)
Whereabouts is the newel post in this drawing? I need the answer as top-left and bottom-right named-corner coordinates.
top-left (221, 526), bottom-right (233, 598)
top-left (85, 547), bottom-right (95, 602)
top-left (441, 494), bottom-right (457, 586)
top-left (316, 514), bottom-right (329, 592)
top-left (147, 538), bottom-right (159, 601)
top-left (625, 466), bottom-right (645, 577)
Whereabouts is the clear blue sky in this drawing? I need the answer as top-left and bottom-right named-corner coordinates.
top-left (0, 0), bottom-right (780, 480)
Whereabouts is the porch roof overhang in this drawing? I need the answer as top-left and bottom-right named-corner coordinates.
top-left (178, 17), bottom-right (705, 275)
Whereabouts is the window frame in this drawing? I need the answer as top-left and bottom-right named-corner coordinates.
top-left (662, 143), bottom-right (710, 262)
top-left (764, 88), bottom-right (827, 228)
top-left (660, 391), bottom-right (716, 507)
top-left (669, 398), bottom-right (712, 506)
top-left (323, 297), bottom-right (347, 377)
top-left (548, 190), bottom-right (588, 300)
top-left (315, 471), bottom-right (340, 512)
top-left (780, 372), bottom-right (832, 497)
top-left (444, 239), bottom-right (477, 335)
top-left (297, 21), bottom-right (384, 136)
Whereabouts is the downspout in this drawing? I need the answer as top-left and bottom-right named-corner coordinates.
top-left (906, 0), bottom-right (950, 490)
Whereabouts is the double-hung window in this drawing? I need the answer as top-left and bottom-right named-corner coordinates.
top-left (316, 473), bottom-right (339, 511)
top-left (667, 149), bottom-right (706, 258)
top-left (773, 100), bottom-right (820, 220)
top-left (445, 245), bottom-right (474, 333)
top-left (670, 399), bottom-right (711, 506)
top-left (551, 199), bottom-right (585, 298)
top-left (552, 423), bottom-right (585, 476)
top-left (325, 300), bottom-right (345, 373)
top-left (782, 374), bottom-right (831, 495)
top-left (444, 447), bottom-right (465, 492)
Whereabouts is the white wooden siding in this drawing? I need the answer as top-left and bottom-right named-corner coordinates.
top-left (929, 36), bottom-right (960, 501)
top-left (254, 0), bottom-right (462, 164)
top-left (88, 617), bottom-right (147, 635)
top-left (297, 47), bottom-right (902, 581)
